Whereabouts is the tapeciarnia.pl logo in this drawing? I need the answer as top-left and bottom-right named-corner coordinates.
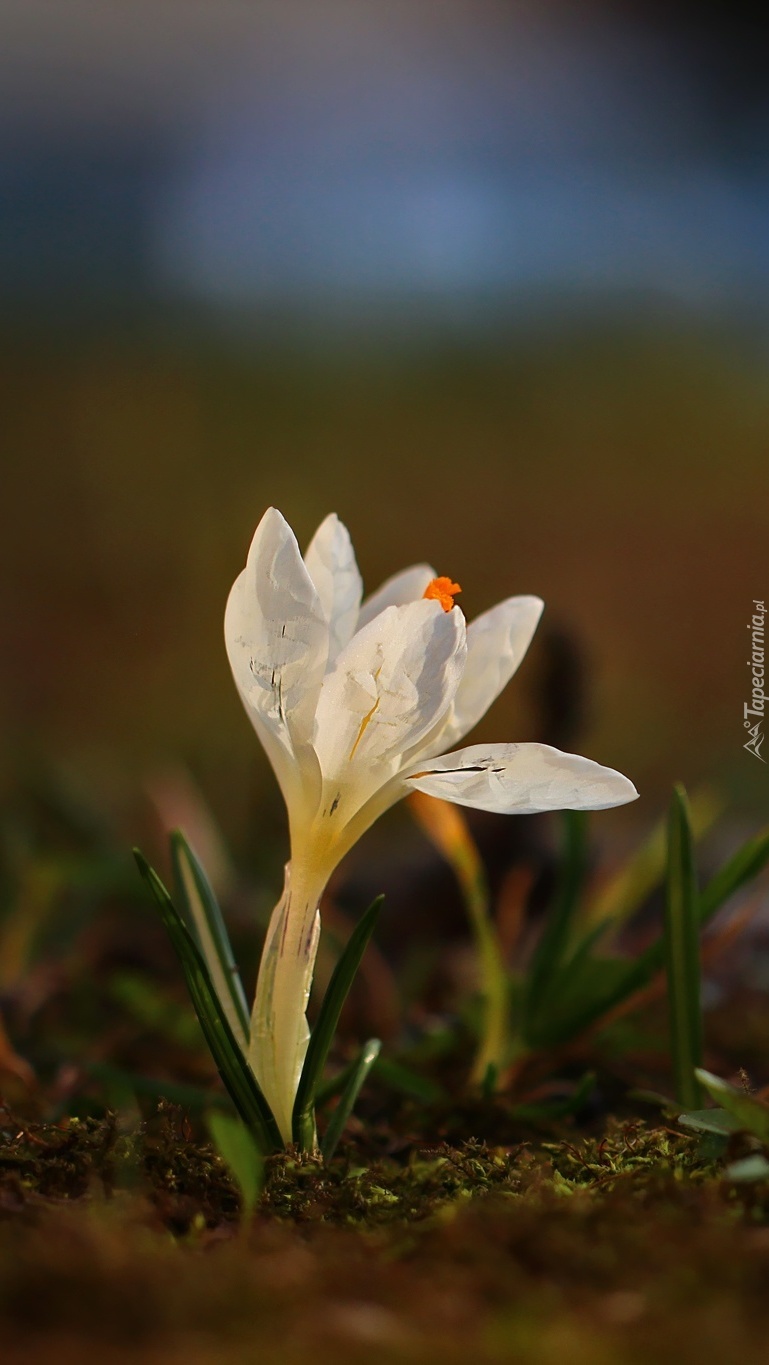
top-left (745, 599), bottom-right (766, 762)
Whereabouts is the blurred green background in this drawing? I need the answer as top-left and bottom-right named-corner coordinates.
top-left (1, 2), bottom-right (767, 853)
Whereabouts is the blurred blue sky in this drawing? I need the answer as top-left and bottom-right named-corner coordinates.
top-left (1, 1), bottom-right (767, 321)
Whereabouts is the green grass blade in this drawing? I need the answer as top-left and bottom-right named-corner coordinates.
top-left (513, 819), bottom-right (769, 1051)
top-left (292, 895), bottom-right (383, 1151)
top-left (696, 1068), bottom-right (769, 1143)
top-left (207, 1110), bottom-right (265, 1219)
top-left (321, 1039), bottom-right (381, 1161)
top-left (563, 824), bottom-right (769, 1037)
top-left (170, 829), bottom-right (250, 1052)
top-left (523, 810), bottom-right (588, 1037)
top-left (677, 1107), bottom-right (741, 1137)
top-left (628, 824), bottom-right (769, 996)
top-left (312, 1056), bottom-right (360, 1109)
top-left (522, 955), bottom-right (642, 1049)
top-left (664, 785), bottom-right (702, 1110)
top-left (584, 787), bottom-right (720, 938)
top-left (133, 849), bottom-right (282, 1154)
top-left (699, 826), bottom-right (769, 921)
top-left (314, 1054), bottom-right (445, 1109)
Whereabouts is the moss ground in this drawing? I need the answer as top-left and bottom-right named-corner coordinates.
top-left (2, 1105), bottom-right (769, 1365)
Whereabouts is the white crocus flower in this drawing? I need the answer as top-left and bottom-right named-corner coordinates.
top-left (225, 507), bottom-right (637, 1141)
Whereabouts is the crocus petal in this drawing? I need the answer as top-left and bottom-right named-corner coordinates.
top-left (406, 742), bottom-right (638, 813)
top-left (304, 513), bottom-right (363, 667)
top-left (313, 599), bottom-right (467, 811)
top-left (440, 596), bottom-right (544, 748)
top-left (224, 507), bottom-right (328, 806)
top-left (357, 563), bottom-right (436, 629)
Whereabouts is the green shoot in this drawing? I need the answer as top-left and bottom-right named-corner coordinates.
top-left (207, 1110), bottom-right (265, 1219)
top-left (133, 850), bottom-right (282, 1154)
top-left (663, 785), bottom-right (702, 1110)
top-left (321, 1038), bottom-right (381, 1161)
top-left (523, 809), bottom-right (588, 1043)
top-left (695, 1068), bottom-right (769, 1144)
top-left (170, 830), bottom-right (250, 1052)
top-left (584, 786), bottom-right (720, 936)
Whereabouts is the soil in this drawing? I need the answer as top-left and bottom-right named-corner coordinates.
top-left (2, 1097), bottom-right (769, 1365)
top-left (3, 781), bottom-right (769, 1364)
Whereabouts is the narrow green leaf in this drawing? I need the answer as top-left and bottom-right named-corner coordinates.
top-left (696, 1068), bottom-right (769, 1143)
top-left (585, 787), bottom-right (720, 937)
top-left (605, 823), bottom-right (769, 1014)
top-left (558, 918), bottom-right (616, 978)
top-left (133, 849), bottom-right (282, 1154)
top-left (677, 1108), bottom-right (741, 1136)
top-left (513, 819), bottom-right (769, 1052)
top-left (207, 1110), bottom-right (265, 1217)
top-left (313, 1056), bottom-right (360, 1109)
top-left (321, 1038), bottom-right (381, 1161)
top-left (699, 826), bottom-right (769, 922)
top-left (619, 825), bottom-right (769, 1003)
top-left (523, 810), bottom-right (588, 1038)
top-left (292, 895), bottom-right (383, 1151)
top-left (522, 953), bottom-right (634, 1049)
top-left (314, 1053), bottom-right (445, 1109)
top-left (170, 830), bottom-right (250, 1052)
top-left (664, 785), bottom-right (702, 1110)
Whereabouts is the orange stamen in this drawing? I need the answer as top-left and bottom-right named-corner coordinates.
top-left (423, 576), bottom-right (462, 612)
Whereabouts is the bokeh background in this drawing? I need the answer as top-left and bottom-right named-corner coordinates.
top-left (2, 0), bottom-right (767, 863)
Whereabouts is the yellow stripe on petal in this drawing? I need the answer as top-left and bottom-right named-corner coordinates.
top-left (349, 696), bottom-right (381, 761)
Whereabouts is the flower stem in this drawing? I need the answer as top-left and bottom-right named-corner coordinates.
top-left (249, 860), bottom-right (325, 1144)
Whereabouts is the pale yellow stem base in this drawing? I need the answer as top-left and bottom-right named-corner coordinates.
top-left (248, 859), bottom-right (328, 1143)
